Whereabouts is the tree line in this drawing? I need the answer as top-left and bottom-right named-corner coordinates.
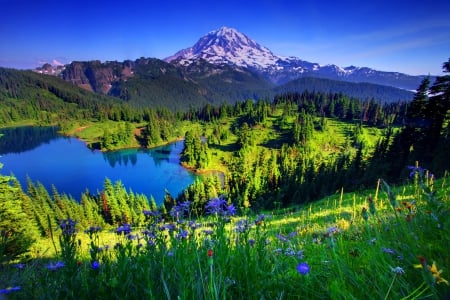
top-left (1, 59), bottom-right (448, 260)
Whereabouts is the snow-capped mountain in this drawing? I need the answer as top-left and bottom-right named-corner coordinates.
top-left (165, 27), bottom-right (428, 90)
top-left (165, 26), bottom-right (281, 69)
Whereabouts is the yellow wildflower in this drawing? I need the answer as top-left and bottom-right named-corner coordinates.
top-left (429, 261), bottom-right (449, 286)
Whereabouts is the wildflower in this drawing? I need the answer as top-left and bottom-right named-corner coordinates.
top-left (207, 249), bottom-right (214, 257)
top-left (205, 196), bottom-right (227, 215)
top-left (116, 224), bottom-right (131, 235)
top-left (85, 226), bottom-right (101, 234)
top-left (297, 262), bottom-right (310, 275)
top-left (207, 249), bottom-right (214, 266)
top-left (390, 266), bottom-right (405, 275)
top-left (0, 286), bottom-right (21, 294)
top-left (59, 219), bottom-right (77, 235)
top-left (188, 221), bottom-right (202, 230)
top-left (141, 229), bottom-right (155, 238)
top-left (273, 248), bottom-right (283, 254)
top-left (428, 261), bottom-right (449, 286)
top-left (143, 209), bottom-right (162, 219)
top-left (276, 233), bottom-right (288, 242)
top-left (170, 204), bottom-right (185, 220)
top-left (285, 247), bottom-right (296, 256)
top-left (407, 165), bottom-right (427, 179)
top-left (159, 223), bottom-right (176, 233)
top-left (142, 209), bottom-right (152, 216)
top-left (382, 247), bottom-right (396, 255)
top-left (46, 261), bottom-right (65, 271)
top-left (225, 203), bottom-right (237, 216)
top-left (177, 229), bottom-right (189, 239)
top-left (14, 263), bottom-right (25, 269)
top-left (327, 226), bottom-right (340, 236)
top-left (248, 239), bottom-right (255, 247)
top-left (203, 229), bottom-right (213, 235)
top-left (91, 261), bottom-right (100, 270)
top-left (225, 277), bottom-right (236, 286)
top-left (235, 219), bottom-right (251, 233)
top-left (126, 234), bottom-right (138, 241)
top-left (414, 256), bottom-right (427, 269)
top-left (255, 214), bottom-right (265, 225)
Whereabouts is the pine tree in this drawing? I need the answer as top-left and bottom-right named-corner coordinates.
top-left (0, 172), bottom-right (39, 260)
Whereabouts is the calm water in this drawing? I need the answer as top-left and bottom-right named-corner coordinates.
top-left (0, 126), bottom-right (197, 203)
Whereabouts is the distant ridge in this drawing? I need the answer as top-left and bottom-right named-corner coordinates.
top-left (165, 26), bottom-right (430, 90)
top-left (26, 26), bottom-right (419, 109)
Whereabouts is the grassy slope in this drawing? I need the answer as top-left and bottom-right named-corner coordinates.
top-left (1, 173), bottom-right (448, 299)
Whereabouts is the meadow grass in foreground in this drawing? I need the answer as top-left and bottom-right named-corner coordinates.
top-left (0, 168), bottom-right (449, 299)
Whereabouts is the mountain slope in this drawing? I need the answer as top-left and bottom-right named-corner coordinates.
top-left (275, 77), bottom-right (414, 102)
top-left (165, 26), bottom-right (430, 90)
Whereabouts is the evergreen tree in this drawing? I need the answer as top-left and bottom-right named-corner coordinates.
top-left (0, 171), bottom-right (39, 260)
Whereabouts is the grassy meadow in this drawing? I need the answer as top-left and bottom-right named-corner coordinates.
top-left (1, 169), bottom-right (448, 299)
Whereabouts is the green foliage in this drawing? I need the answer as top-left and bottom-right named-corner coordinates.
top-left (181, 128), bottom-right (210, 169)
top-left (0, 173), bottom-right (39, 261)
top-left (0, 174), bottom-right (448, 299)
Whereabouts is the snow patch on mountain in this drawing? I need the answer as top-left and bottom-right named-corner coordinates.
top-left (165, 26), bottom-right (427, 90)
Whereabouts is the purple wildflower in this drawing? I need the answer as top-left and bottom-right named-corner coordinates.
top-left (0, 286), bottom-right (21, 294)
top-left (159, 223), bottom-right (176, 232)
top-left (91, 261), bottom-right (100, 270)
top-left (126, 234), bottom-right (138, 241)
top-left (177, 229), bottom-right (189, 239)
top-left (188, 221), bottom-right (202, 230)
top-left (382, 247), bottom-right (396, 255)
top-left (235, 219), bottom-right (251, 233)
top-left (14, 263), bottom-right (25, 269)
top-left (116, 224), bottom-right (132, 235)
top-left (203, 229), bottom-right (214, 235)
top-left (407, 165), bottom-right (434, 179)
top-left (59, 219), bottom-right (77, 236)
top-left (85, 226), bottom-right (102, 234)
top-left (141, 230), bottom-right (156, 239)
top-left (205, 196), bottom-right (227, 215)
top-left (285, 247), bottom-right (296, 256)
top-left (255, 214), bottom-right (265, 225)
top-left (327, 226), bottom-right (340, 236)
top-left (225, 203), bottom-right (237, 216)
top-left (248, 239), bottom-right (255, 247)
top-left (276, 233), bottom-right (288, 242)
top-left (46, 261), bottom-right (65, 271)
top-left (297, 262), bottom-right (310, 275)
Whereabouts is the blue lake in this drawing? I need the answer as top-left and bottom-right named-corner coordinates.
top-left (0, 126), bottom-right (198, 203)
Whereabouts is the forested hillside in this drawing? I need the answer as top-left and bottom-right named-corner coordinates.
top-left (58, 58), bottom-right (413, 107)
top-left (0, 59), bottom-right (449, 299)
top-left (0, 59), bottom-right (447, 227)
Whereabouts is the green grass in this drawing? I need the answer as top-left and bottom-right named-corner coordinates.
top-left (1, 174), bottom-right (448, 299)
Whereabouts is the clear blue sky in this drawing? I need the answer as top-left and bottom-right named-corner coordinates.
top-left (1, 0), bottom-right (449, 75)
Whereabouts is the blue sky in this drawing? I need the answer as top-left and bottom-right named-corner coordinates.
top-left (1, 0), bottom-right (449, 75)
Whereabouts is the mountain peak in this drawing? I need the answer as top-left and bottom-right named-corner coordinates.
top-left (165, 26), bottom-right (279, 69)
top-left (165, 27), bottom-right (425, 90)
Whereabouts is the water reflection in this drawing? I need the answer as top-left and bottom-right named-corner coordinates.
top-left (0, 126), bottom-right (59, 154)
top-left (102, 149), bottom-right (138, 167)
